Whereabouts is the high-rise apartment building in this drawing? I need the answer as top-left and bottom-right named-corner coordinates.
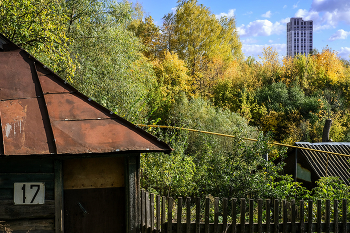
top-left (287, 17), bottom-right (313, 57)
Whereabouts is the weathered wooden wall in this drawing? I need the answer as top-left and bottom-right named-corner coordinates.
top-left (0, 157), bottom-right (55, 233)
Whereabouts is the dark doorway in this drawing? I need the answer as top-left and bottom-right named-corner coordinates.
top-left (64, 187), bottom-right (125, 233)
top-left (63, 157), bottom-right (126, 232)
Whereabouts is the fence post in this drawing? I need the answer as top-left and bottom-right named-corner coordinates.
top-left (156, 195), bottom-right (160, 233)
top-left (162, 196), bottom-right (166, 233)
top-left (325, 199), bottom-right (330, 233)
top-left (214, 198), bottom-right (219, 233)
top-left (343, 199), bottom-right (347, 233)
top-left (146, 192), bottom-right (150, 231)
top-left (223, 198), bottom-right (228, 233)
top-left (141, 190), bottom-right (145, 233)
top-left (231, 198), bottom-right (237, 233)
top-left (186, 197), bottom-right (191, 233)
top-left (205, 198), bottom-right (209, 233)
top-left (177, 197), bottom-right (183, 233)
top-left (274, 199), bottom-right (279, 233)
top-left (308, 200), bottom-right (313, 233)
top-left (300, 200), bottom-right (304, 233)
top-left (258, 199), bottom-right (262, 233)
top-left (317, 200), bottom-right (321, 233)
top-left (168, 197), bottom-right (173, 233)
top-left (240, 199), bottom-right (246, 233)
top-left (266, 199), bottom-right (271, 233)
top-left (196, 197), bottom-right (200, 233)
top-left (150, 193), bottom-right (154, 233)
top-left (249, 199), bottom-right (254, 233)
top-left (334, 200), bottom-right (338, 233)
top-left (291, 200), bottom-right (296, 233)
top-left (283, 200), bottom-right (287, 233)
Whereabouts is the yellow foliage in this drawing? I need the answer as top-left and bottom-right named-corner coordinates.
top-left (314, 48), bottom-right (345, 84)
top-left (258, 46), bottom-right (282, 84)
top-left (152, 51), bottom-right (193, 98)
top-left (224, 59), bottom-right (241, 80)
top-left (329, 112), bottom-right (348, 142)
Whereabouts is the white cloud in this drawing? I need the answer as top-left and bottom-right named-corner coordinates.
top-left (294, 9), bottom-right (330, 30)
top-left (171, 7), bottom-right (177, 13)
top-left (269, 40), bottom-right (274, 43)
top-left (242, 44), bottom-right (286, 59)
top-left (293, 1), bottom-right (300, 9)
top-left (283, 5), bottom-right (287, 9)
top-left (238, 20), bottom-right (284, 37)
top-left (338, 47), bottom-right (350, 60)
top-left (280, 17), bottom-right (291, 24)
top-left (295, 9), bottom-right (320, 22)
top-left (329, 29), bottom-right (350, 41)
top-left (244, 11), bottom-right (253, 15)
top-left (241, 38), bottom-right (258, 44)
top-left (312, 0), bottom-right (350, 13)
top-left (261, 11), bottom-right (272, 18)
top-left (294, 0), bottom-right (350, 31)
top-left (216, 9), bottom-right (235, 18)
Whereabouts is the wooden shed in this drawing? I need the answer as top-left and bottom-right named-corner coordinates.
top-left (284, 142), bottom-right (350, 189)
top-left (0, 34), bottom-right (172, 233)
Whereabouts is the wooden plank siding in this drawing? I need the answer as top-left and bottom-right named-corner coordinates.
top-left (0, 158), bottom-right (55, 233)
top-left (141, 190), bottom-right (350, 233)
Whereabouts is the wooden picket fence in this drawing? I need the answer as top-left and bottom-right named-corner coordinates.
top-left (140, 190), bottom-right (350, 233)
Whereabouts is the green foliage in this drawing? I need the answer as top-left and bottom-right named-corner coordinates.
top-left (66, 0), bottom-right (157, 123)
top-left (311, 177), bottom-right (350, 200)
top-left (141, 129), bottom-right (196, 196)
top-left (0, 0), bottom-right (75, 79)
top-left (142, 97), bottom-right (308, 200)
top-left (255, 82), bottom-right (324, 118)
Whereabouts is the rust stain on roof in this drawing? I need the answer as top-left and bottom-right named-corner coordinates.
top-left (0, 98), bottom-right (52, 155)
top-left (0, 33), bottom-right (172, 156)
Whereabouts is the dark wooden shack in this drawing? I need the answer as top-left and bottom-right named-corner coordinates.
top-left (0, 33), bottom-right (172, 233)
top-left (284, 142), bottom-right (350, 189)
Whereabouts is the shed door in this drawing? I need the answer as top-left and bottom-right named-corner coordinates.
top-left (63, 157), bottom-right (125, 233)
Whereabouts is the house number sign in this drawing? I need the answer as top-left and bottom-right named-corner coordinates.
top-left (14, 183), bottom-right (45, 205)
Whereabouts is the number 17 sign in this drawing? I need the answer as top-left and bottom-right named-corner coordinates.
top-left (14, 183), bottom-right (45, 205)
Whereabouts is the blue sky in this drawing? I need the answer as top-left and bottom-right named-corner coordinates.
top-left (132, 0), bottom-right (350, 60)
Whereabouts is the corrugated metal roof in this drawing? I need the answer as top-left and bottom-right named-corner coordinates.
top-left (0, 33), bottom-right (172, 156)
top-left (296, 142), bottom-right (350, 185)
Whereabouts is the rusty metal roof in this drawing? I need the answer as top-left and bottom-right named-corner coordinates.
top-left (296, 142), bottom-right (350, 185)
top-left (0, 33), bottom-right (172, 156)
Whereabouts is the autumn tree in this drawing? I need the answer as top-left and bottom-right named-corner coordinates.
top-left (161, 12), bottom-right (178, 54)
top-left (149, 51), bottom-right (193, 123)
top-left (258, 46), bottom-right (282, 85)
top-left (129, 16), bottom-right (162, 60)
top-left (159, 0), bottom-right (242, 94)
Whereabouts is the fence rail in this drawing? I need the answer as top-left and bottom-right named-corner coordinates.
top-left (140, 190), bottom-right (350, 233)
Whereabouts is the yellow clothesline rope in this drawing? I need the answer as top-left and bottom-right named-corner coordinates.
top-left (136, 124), bottom-right (350, 157)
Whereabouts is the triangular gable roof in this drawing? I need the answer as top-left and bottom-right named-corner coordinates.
top-left (0, 33), bottom-right (172, 155)
top-left (296, 142), bottom-right (350, 185)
